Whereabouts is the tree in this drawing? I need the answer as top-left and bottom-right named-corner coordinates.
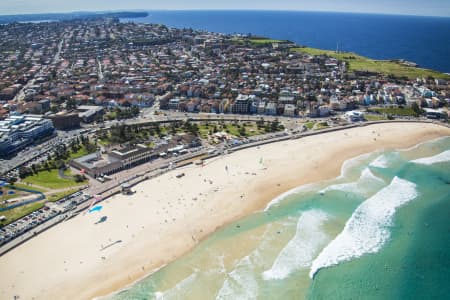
top-left (55, 160), bottom-right (65, 170)
top-left (270, 119), bottom-right (280, 132)
top-left (31, 164), bottom-right (38, 174)
top-left (238, 125), bottom-right (246, 137)
top-left (190, 123), bottom-right (199, 136)
top-left (411, 102), bottom-right (422, 116)
top-left (7, 177), bottom-right (17, 185)
top-left (74, 174), bottom-right (86, 183)
top-left (66, 98), bottom-right (77, 110)
top-left (19, 167), bottom-right (33, 179)
top-left (170, 122), bottom-right (177, 135)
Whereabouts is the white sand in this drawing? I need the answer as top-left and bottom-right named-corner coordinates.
top-left (0, 122), bottom-right (448, 300)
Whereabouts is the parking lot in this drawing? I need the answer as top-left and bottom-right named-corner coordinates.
top-left (0, 190), bottom-right (85, 248)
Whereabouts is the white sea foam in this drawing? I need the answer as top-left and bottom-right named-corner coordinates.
top-left (216, 256), bottom-right (259, 300)
top-left (262, 210), bottom-right (329, 280)
top-left (155, 272), bottom-right (198, 300)
top-left (369, 154), bottom-right (391, 168)
top-left (339, 152), bottom-right (374, 179)
top-left (264, 183), bottom-right (319, 211)
top-left (400, 136), bottom-right (450, 153)
top-left (309, 177), bottom-right (418, 279)
top-left (319, 167), bottom-right (384, 196)
top-left (411, 150), bottom-right (450, 165)
top-left (264, 153), bottom-right (375, 211)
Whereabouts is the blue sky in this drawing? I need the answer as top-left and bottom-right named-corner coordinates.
top-left (1, 0), bottom-right (449, 17)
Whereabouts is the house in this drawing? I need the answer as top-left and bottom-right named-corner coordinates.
top-left (168, 98), bottom-right (181, 110)
top-left (283, 104), bottom-right (296, 117)
top-left (257, 101), bottom-right (266, 114)
top-left (344, 111), bottom-right (365, 122)
top-left (265, 102), bottom-right (277, 115)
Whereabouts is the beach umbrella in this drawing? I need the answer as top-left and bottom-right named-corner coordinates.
top-left (85, 194), bottom-right (103, 215)
top-left (89, 205), bottom-right (103, 213)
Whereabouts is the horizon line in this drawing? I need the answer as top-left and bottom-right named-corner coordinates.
top-left (0, 9), bottom-right (449, 19)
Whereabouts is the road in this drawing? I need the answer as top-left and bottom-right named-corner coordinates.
top-left (53, 36), bottom-right (65, 64)
top-left (0, 129), bottom-right (85, 177)
top-left (97, 59), bottom-right (104, 81)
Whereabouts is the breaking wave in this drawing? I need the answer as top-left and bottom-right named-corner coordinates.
top-left (264, 183), bottom-right (319, 211)
top-left (216, 256), bottom-right (258, 300)
top-left (264, 153), bottom-right (375, 211)
top-left (262, 210), bottom-right (329, 280)
top-left (309, 177), bottom-right (418, 278)
top-left (319, 167), bottom-right (384, 196)
top-left (411, 150), bottom-right (450, 165)
top-left (155, 272), bottom-right (198, 300)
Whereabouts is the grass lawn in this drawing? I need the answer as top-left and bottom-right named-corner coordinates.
top-left (292, 47), bottom-right (450, 80)
top-left (47, 188), bottom-right (81, 202)
top-left (105, 111), bottom-right (117, 120)
top-left (364, 114), bottom-right (388, 121)
top-left (249, 38), bottom-right (285, 45)
top-left (368, 107), bottom-right (418, 116)
top-left (67, 146), bottom-right (90, 160)
top-left (304, 121), bottom-right (315, 130)
top-left (199, 123), bottom-right (267, 139)
top-left (22, 169), bottom-right (85, 190)
top-left (12, 183), bottom-right (46, 193)
top-left (315, 122), bottom-right (330, 130)
top-left (223, 123), bottom-right (266, 137)
top-left (0, 201), bottom-right (45, 226)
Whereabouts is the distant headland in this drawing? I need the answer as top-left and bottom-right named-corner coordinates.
top-left (0, 11), bottom-right (148, 24)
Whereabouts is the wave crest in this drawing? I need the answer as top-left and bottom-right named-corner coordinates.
top-left (319, 167), bottom-right (384, 196)
top-left (262, 210), bottom-right (329, 280)
top-left (309, 177), bottom-right (418, 279)
top-left (411, 150), bottom-right (450, 165)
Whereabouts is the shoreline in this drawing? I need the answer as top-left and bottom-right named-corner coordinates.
top-left (0, 123), bottom-right (449, 300)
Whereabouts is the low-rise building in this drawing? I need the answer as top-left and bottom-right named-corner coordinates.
top-left (48, 112), bottom-right (81, 130)
top-left (283, 104), bottom-right (297, 117)
top-left (77, 105), bottom-right (104, 123)
top-left (265, 102), bottom-right (277, 115)
top-left (344, 111), bottom-right (365, 122)
top-left (0, 114), bottom-right (54, 157)
top-left (70, 144), bottom-right (158, 177)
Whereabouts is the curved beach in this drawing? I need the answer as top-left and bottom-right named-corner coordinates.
top-left (0, 122), bottom-right (449, 300)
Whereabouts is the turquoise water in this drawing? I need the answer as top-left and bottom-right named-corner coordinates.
top-left (110, 137), bottom-right (450, 300)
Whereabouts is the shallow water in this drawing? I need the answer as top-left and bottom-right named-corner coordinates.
top-left (110, 137), bottom-right (450, 300)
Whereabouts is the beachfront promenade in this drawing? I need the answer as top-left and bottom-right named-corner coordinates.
top-left (0, 120), bottom-right (447, 257)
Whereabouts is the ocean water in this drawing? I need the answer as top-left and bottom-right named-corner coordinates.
top-left (122, 11), bottom-right (450, 73)
top-left (110, 136), bottom-right (450, 300)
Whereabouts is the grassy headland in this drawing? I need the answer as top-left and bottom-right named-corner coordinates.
top-left (291, 47), bottom-right (450, 80)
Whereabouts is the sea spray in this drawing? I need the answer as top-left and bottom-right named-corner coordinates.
top-left (262, 210), bottom-right (329, 280)
top-left (310, 177), bottom-right (418, 278)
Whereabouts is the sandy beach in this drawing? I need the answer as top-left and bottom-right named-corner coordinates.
top-left (1, 122), bottom-right (449, 300)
